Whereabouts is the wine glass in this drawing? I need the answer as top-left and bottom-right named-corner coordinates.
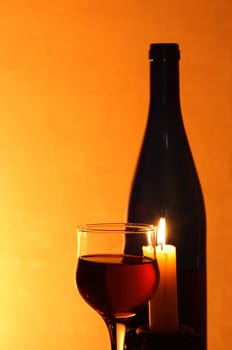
top-left (76, 223), bottom-right (159, 350)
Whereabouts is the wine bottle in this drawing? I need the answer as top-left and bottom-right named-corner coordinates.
top-left (125, 43), bottom-right (206, 349)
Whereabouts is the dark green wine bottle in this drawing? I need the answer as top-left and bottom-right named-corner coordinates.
top-left (125, 43), bottom-right (206, 349)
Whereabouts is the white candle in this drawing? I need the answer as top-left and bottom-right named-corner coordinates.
top-left (142, 244), bottom-right (155, 260)
top-left (149, 218), bottom-right (179, 333)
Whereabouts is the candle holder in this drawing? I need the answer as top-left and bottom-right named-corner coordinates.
top-left (125, 325), bottom-right (205, 350)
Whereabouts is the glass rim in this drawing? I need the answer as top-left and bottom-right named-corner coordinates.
top-left (77, 222), bottom-right (155, 234)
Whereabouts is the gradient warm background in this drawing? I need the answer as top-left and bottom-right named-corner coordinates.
top-left (0, 1), bottom-right (231, 349)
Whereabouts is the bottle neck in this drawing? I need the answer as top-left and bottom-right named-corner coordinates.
top-left (149, 58), bottom-right (181, 108)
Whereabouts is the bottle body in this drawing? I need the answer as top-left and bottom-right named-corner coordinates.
top-left (126, 44), bottom-right (206, 348)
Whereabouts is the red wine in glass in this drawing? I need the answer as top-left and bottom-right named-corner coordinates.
top-left (75, 223), bottom-right (158, 350)
top-left (76, 254), bottom-right (159, 320)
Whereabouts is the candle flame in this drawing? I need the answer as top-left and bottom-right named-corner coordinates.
top-left (157, 217), bottom-right (166, 246)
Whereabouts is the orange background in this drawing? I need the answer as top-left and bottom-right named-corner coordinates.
top-left (0, 1), bottom-right (231, 349)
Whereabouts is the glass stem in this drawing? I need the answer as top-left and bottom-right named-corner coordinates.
top-left (105, 319), bottom-right (126, 350)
